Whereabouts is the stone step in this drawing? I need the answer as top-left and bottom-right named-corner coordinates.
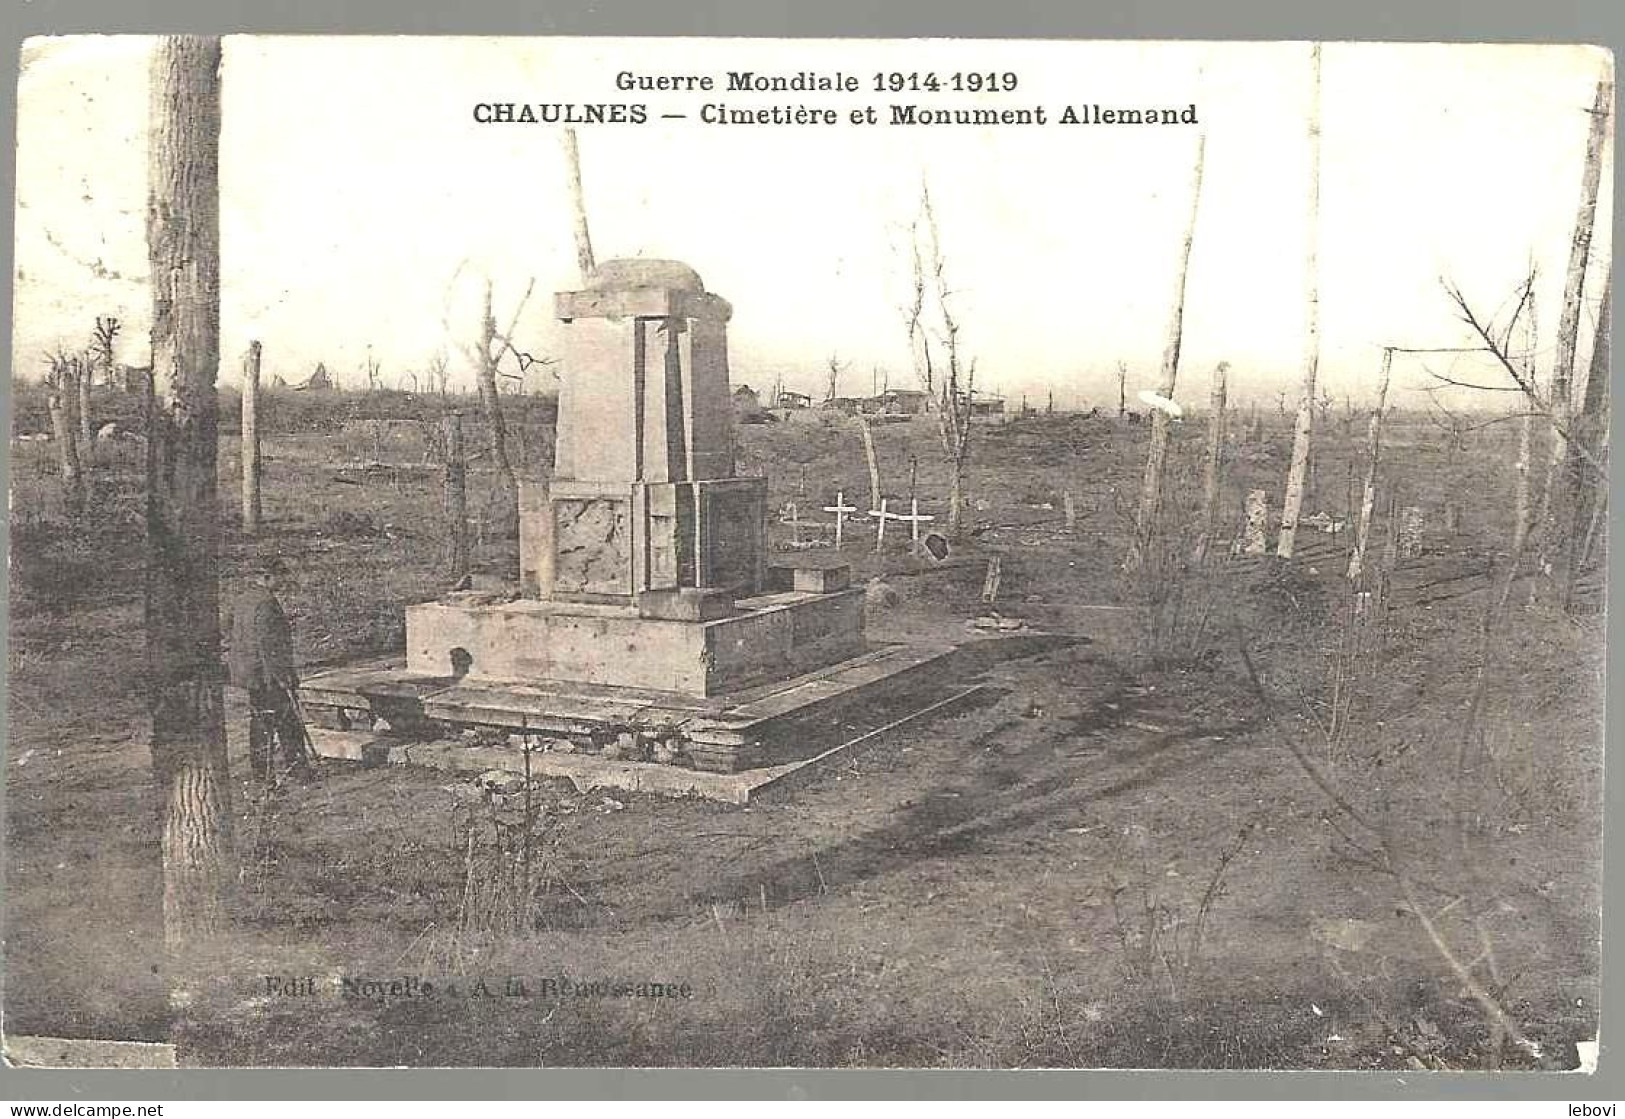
top-left (306, 727), bottom-right (392, 763)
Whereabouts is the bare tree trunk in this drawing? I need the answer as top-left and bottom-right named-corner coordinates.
top-left (1514, 410), bottom-right (1533, 544)
top-left (1530, 75), bottom-right (1611, 603)
top-left (93, 315), bottom-right (121, 387)
top-left (1552, 75), bottom-right (1612, 416)
top-left (1528, 419), bottom-right (1566, 602)
top-left (146, 34), bottom-right (232, 948)
top-left (949, 450), bottom-right (966, 534)
top-left (856, 410), bottom-right (882, 512)
top-left (1117, 361), bottom-right (1127, 420)
top-left (445, 411), bottom-right (470, 582)
top-left (46, 370), bottom-right (83, 512)
top-left (942, 412), bottom-right (968, 534)
top-left (476, 279), bottom-right (519, 540)
top-left (1277, 43), bottom-right (1324, 560)
top-left (62, 358), bottom-right (84, 466)
top-left (905, 181), bottom-right (976, 536)
top-left (1193, 359), bottom-right (1229, 564)
top-left (1580, 478), bottom-right (1609, 573)
top-left (561, 128), bottom-right (596, 281)
top-left (77, 354), bottom-right (94, 449)
top-left (1563, 266), bottom-right (1611, 608)
top-left (1509, 271), bottom-right (1541, 590)
top-left (1346, 347), bottom-right (1394, 583)
top-left (1128, 131), bottom-right (1206, 572)
top-left (241, 340), bottom-right (262, 534)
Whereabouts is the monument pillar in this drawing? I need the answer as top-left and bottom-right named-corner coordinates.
top-left (522, 259), bottom-right (767, 618)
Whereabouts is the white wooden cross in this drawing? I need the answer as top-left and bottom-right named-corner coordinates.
top-left (870, 498), bottom-right (934, 555)
top-left (823, 490), bottom-right (858, 549)
top-left (901, 499), bottom-right (935, 555)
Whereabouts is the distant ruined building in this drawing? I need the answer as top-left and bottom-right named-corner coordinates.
top-left (872, 388), bottom-right (930, 415)
top-left (297, 362), bottom-right (333, 391)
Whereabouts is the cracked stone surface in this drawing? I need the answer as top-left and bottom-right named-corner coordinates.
top-left (554, 498), bottom-right (630, 594)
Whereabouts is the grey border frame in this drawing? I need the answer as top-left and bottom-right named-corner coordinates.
top-left (0, 0), bottom-right (1620, 1102)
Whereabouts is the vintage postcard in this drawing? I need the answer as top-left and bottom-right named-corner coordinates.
top-left (4, 36), bottom-right (1612, 1071)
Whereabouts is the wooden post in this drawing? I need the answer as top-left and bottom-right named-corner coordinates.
top-left (873, 498), bottom-right (889, 553)
top-left (1277, 43), bottom-right (1324, 560)
top-left (241, 340), bottom-right (262, 534)
top-left (561, 128), bottom-right (596, 281)
top-left (146, 34), bottom-right (232, 947)
top-left (1346, 347), bottom-right (1393, 582)
top-left (1064, 490), bottom-right (1077, 533)
top-left (1127, 130), bottom-right (1206, 572)
top-left (1193, 360), bottom-right (1230, 563)
top-left (981, 555), bottom-right (1003, 607)
top-left (445, 411), bottom-right (470, 582)
top-left (856, 411), bottom-right (882, 513)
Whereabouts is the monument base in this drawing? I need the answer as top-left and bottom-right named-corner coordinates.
top-left (403, 587), bottom-right (866, 698)
top-left (296, 640), bottom-right (960, 777)
top-left (304, 681), bottom-right (988, 805)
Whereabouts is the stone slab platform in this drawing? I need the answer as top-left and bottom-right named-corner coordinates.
top-left (299, 640), bottom-right (958, 774)
top-left (307, 683), bottom-right (988, 806)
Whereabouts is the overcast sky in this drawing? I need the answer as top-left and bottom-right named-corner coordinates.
top-left (11, 36), bottom-right (1614, 408)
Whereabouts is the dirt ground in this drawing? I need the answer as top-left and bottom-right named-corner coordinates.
top-left (4, 397), bottom-right (1604, 1068)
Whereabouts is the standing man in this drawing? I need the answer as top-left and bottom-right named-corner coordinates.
top-left (228, 556), bottom-right (313, 782)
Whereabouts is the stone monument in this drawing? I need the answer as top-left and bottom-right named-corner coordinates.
top-left (527, 258), bottom-right (767, 614)
top-left (301, 259), bottom-right (958, 783)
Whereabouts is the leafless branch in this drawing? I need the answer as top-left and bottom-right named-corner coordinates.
top-left (1442, 278), bottom-right (1607, 481)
